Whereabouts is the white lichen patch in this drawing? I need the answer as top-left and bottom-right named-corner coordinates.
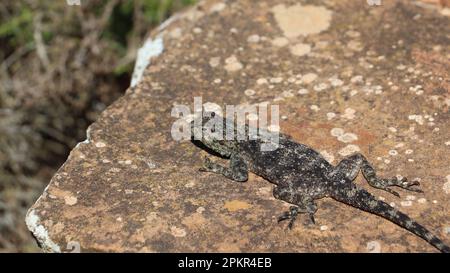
top-left (313, 83), bottom-right (329, 92)
top-left (196, 206), bottom-right (205, 214)
top-left (270, 77), bottom-right (283, 84)
top-left (169, 27), bottom-right (182, 38)
top-left (388, 150), bottom-right (398, 156)
top-left (298, 88), bottom-right (309, 95)
top-left (443, 175), bottom-right (450, 194)
top-left (257, 78), bottom-right (268, 85)
top-left (244, 89), bottom-right (256, 96)
top-left (290, 43), bottom-right (311, 56)
top-left (271, 4), bottom-right (332, 38)
top-left (95, 142), bottom-right (106, 148)
top-left (337, 133), bottom-right (358, 143)
top-left (389, 127), bottom-right (397, 133)
top-left (310, 105), bottom-right (320, 111)
top-left (366, 241), bottom-right (381, 253)
top-left (224, 55), bottom-right (243, 72)
top-left (329, 78), bottom-right (344, 87)
top-left (406, 195), bottom-right (416, 201)
top-left (400, 201), bottom-right (413, 207)
top-left (326, 112), bottom-right (336, 120)
top-left (210, 2), bottom-right (226, 13)
top-left (170, 226), bottom-right (187, 237)
top-left (209, 57), bottom-right (220, 67)
top-left (320, 225), bottom-right (328, 231)
top-left (272, 37), bottom-right (289, 47)
top-left (281, 90), bottom-right (294, 98)
top-left (302, 73), bottom-right (318, 84)
top-left (247, 34), bottom-right (260, 43)
top-left (394, 143), bottom-right (404, 148)
top-left (26, 210), bottom-right (61, 252)
top-left (319, 150), bottom-right (335, 163)
top-left (348, 40), bottom-right (363, 52)
top-left (444, 226), bottom-right (450, 235)
top-left (346, 30), bottom-right (360, 38)
top-left (342, 108), bottom-right (356, 120)
top-left (408, 114), bottom-right (424, 125)
top-left (338, 144), bottom-right (360, 157)
top-left (351, 75), bottom-right (363, 83)
top-left (330, 128), bottom-right (345, 137)
top-left (417, 198), bottom-right (427, 204)
top-left (64, 195), bottom-right (77, 206)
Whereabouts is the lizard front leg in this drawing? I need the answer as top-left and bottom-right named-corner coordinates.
top-left (273, 186), bottom-right (317, 229)
top-left (199, 153), bottom-right (248, 182)
top-left (331, 153), bottom-right (422, 197)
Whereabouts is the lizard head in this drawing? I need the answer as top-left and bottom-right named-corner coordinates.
top-left (191, 111), bottom-right (238, 157)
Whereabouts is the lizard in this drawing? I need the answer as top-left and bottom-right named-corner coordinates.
top-left (191, 111), bottom-right (450, 253)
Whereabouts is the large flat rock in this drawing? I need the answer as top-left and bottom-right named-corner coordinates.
top-left (26, 0), bottom-right (450, 252)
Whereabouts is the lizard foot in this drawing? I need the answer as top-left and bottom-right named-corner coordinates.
top-left (278, 206), bottom-right (306, 229)
top-left (278, 206), bottom-right (299, 229)
top-left (373, 177), bottom-right (423, 197)
top-left (198, 157), bottom-right (214, 172)
top-left (277, 206), bottom-right (315, 228)
top-left (397, 178), bottom-right (423, 193)
top-left (277, 206), bottom-right (300, 229)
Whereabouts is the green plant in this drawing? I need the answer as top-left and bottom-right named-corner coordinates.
top-left (0, 0), bottom-right (196, 252)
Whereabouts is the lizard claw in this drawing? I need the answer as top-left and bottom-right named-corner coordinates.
top-left (384, 187), bottom-right (401, 198)
top-left (277, 211), bottom-right (291, 223)
top-left (399, 179), bottom-right (423, 193)
top-left (199, 157), bottom-right (213, 172)
top-left (287, 218), bottom-right (296, 230)
top-left (278, 206), bottom-right (299, 229)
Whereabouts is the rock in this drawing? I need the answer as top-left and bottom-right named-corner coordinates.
top-left (26, 0), bottom-right (450, 252)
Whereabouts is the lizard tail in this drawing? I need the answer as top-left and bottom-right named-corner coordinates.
top-left (331, 183), bottom-right (450, 253)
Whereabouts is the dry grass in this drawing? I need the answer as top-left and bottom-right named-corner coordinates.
top-left (0, 0), bottom-right (195, 252)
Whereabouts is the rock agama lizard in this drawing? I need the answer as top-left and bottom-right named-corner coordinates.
top-left (191, 112), bottom-right (450, 253)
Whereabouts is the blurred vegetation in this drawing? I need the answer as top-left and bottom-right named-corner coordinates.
top-left (0, 0), bottom-right (195, 252)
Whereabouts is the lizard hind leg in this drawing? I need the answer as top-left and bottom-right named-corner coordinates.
top-left (333, 153), bottom-right (422, 197)
top-left (331, 153), bottom-right (364, 181)
top-left (273, 186), bottom-right (317, 229)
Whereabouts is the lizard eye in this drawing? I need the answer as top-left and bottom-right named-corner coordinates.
top-left (218, 140), bottom-right (225, 145)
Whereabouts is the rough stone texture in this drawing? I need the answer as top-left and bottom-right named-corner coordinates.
top-left (26, 0), bottom-right (450, 252)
